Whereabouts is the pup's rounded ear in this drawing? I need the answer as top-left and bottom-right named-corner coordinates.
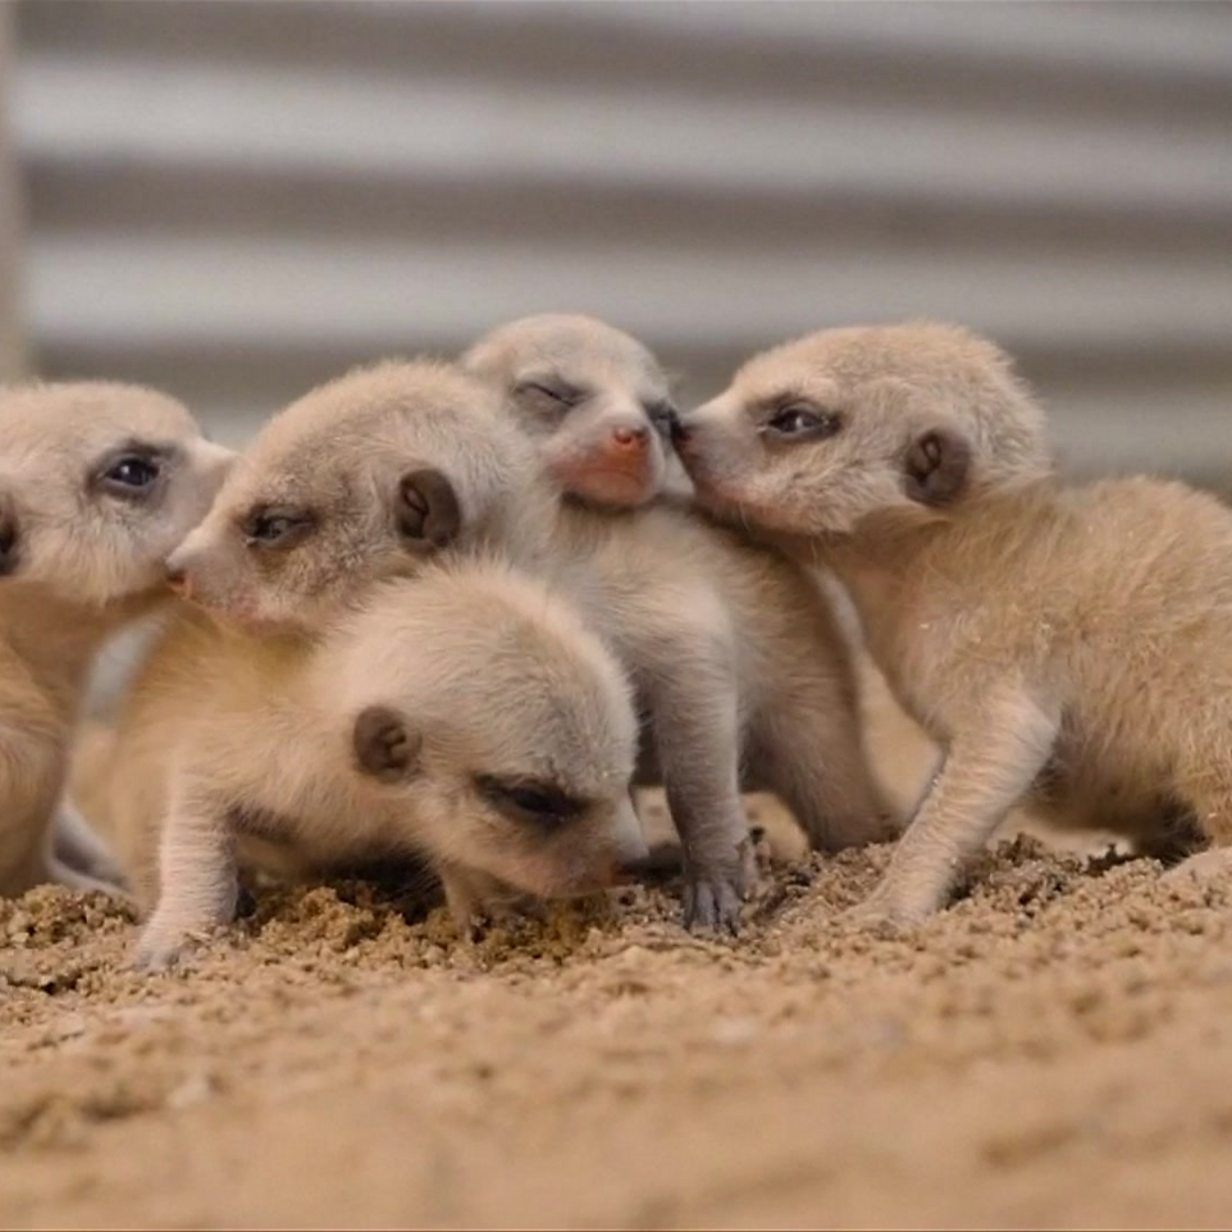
top-left (396, 468), bottom-right (461, 553)
top-left (903, 427), bottom-right (972, 507)
top-left (0, 497), bottom-right (20, 577)
top-left (352, 705), bottom-right (423, 783)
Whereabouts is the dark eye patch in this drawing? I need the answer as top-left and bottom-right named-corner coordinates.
top-left (242, 505), bottom-right (317, 549)
top-left (760, 400), bottom-right (843, 444)
top-left (642, 399), bottom-right (679, 439)
top-left (90, 440), bottom-right (170, 501)
top-left (475, 773), bottom-right (588, 829)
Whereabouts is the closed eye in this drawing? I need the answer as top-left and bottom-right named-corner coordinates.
top-left (514, 378), bottom-right (587, 409)
top-left (475, 773), bottom-right (588, 828)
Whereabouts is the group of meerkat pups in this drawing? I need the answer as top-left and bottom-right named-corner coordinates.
top-left (2, 314), bottom-right (1228, 969)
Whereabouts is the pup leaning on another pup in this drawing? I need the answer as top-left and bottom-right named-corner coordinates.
top-left (677, 320), bottom-right (1232, 926)
top-left (89, 360), bottom-right (645, 969)
top-left (466, 314), bottom-right (895, 930)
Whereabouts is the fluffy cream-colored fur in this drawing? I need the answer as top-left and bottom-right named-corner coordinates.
top-left (0, 382), bottom-right (230, 893)
top-left (680, 321), bottom-right (1232, 925)
top-left (467, 314), bottom-right (893, 932)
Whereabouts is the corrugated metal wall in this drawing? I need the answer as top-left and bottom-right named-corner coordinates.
top-left (7, 0), bottom-right (1232, 482)
top-left (0, 5), bottom-right (23, 379)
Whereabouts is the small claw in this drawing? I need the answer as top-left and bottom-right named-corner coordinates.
top-left (839, 883), bottom-right (932, 935)
top-left (132, 920), bottom-right (205, 973)
top-left (453, 899), bottom-right (537, 942)
top-left (682, 868), bottom-right (746, 935)
top-left (132, 937), bottom-right (189, 974)
top-left (838, 900), bottom-right (900, 936)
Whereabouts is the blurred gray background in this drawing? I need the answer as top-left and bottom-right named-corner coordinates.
top-left (1, 1), bottom-right (1229, 481)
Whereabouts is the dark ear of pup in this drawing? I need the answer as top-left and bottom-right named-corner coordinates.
top-left (903, 428), bottom-right (971, 507)
top-left (397, 468), bottom-right (462, 552)
top-left (352, 705), bottom-right (423, 783)
top-left (0, 497), bottom-right (19, 577)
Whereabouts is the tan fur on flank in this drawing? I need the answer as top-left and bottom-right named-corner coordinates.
top-left (102, 560), bottom-right (643, 970)
top-left (466, 315), bottom-right (893, 932)
top-left (0, 382), bottom-right (230, 894)
top-left (679, 320), bottom-right (1232, 925)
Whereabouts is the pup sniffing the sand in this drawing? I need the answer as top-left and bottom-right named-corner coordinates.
top-left (677, 320), bottom-right (1232, 926)
top-left (0, 382), bottom-right (231, 895)
top-left (130, 561), bottom-right (645, 969)
top-left (466, 315), bottom-right (893, 932)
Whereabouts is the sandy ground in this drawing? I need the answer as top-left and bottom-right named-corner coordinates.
top-left (4, 784), bottom-right (1232, 1230)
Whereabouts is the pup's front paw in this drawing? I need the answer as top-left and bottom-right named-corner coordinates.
top-left (840, 880), bottom-right (933, 935)
top-left (132, 918), bottom-right (203, 973)
top-left (682, 842), bottom-right (755, 936)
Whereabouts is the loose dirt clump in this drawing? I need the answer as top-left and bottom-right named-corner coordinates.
top-left (3, 833), bottom-right (1232, 1228)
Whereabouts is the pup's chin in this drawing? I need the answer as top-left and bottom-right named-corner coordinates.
top-left (688, 472), bottom-right (774, 527)
top-left (563, 465), bottom-right (659, 510)
top-left (196, 596), bottom-right (308, 639)
top-left (690, 475), bottom-right (843, 545)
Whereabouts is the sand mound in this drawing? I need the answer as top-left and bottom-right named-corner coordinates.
top-left (3, 835), bottom-right (1232, 1228)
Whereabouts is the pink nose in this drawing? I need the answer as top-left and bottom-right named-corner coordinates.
top-left (611, 425), bottom-right (649, 451)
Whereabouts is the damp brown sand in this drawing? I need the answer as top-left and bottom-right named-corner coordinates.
top-left (3, 807), bottom-right (1232, 1229)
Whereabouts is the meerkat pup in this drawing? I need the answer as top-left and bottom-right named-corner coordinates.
top-left (0, 382), bottom-right (231, 895)
top-left (675, 319), bottom-right (1232, 926)
top-left (160, 359), bottom-right (555, 627)
top-left (463, 313), bottom-right (685, 508)
top-left (464, 314), bottom-right (893, 931)
top-left (119, 561), bottom-right (645, 969)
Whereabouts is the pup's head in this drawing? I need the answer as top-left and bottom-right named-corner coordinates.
top-left (339, 563), bottom-right (646, 899)
top-left (676, 322), bottom-right (1052, 536)
top-left (464, 314), bottom-right (679, 509)
top-left (0, 382), bottom-right (231, 605)
top-left (166, 360), bottom-right (553, 633)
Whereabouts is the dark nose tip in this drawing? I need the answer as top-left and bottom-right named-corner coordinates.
top-left (611, 424), bottom-right (649, 450)
top-left (0, 506), bottom-right (19, 577)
